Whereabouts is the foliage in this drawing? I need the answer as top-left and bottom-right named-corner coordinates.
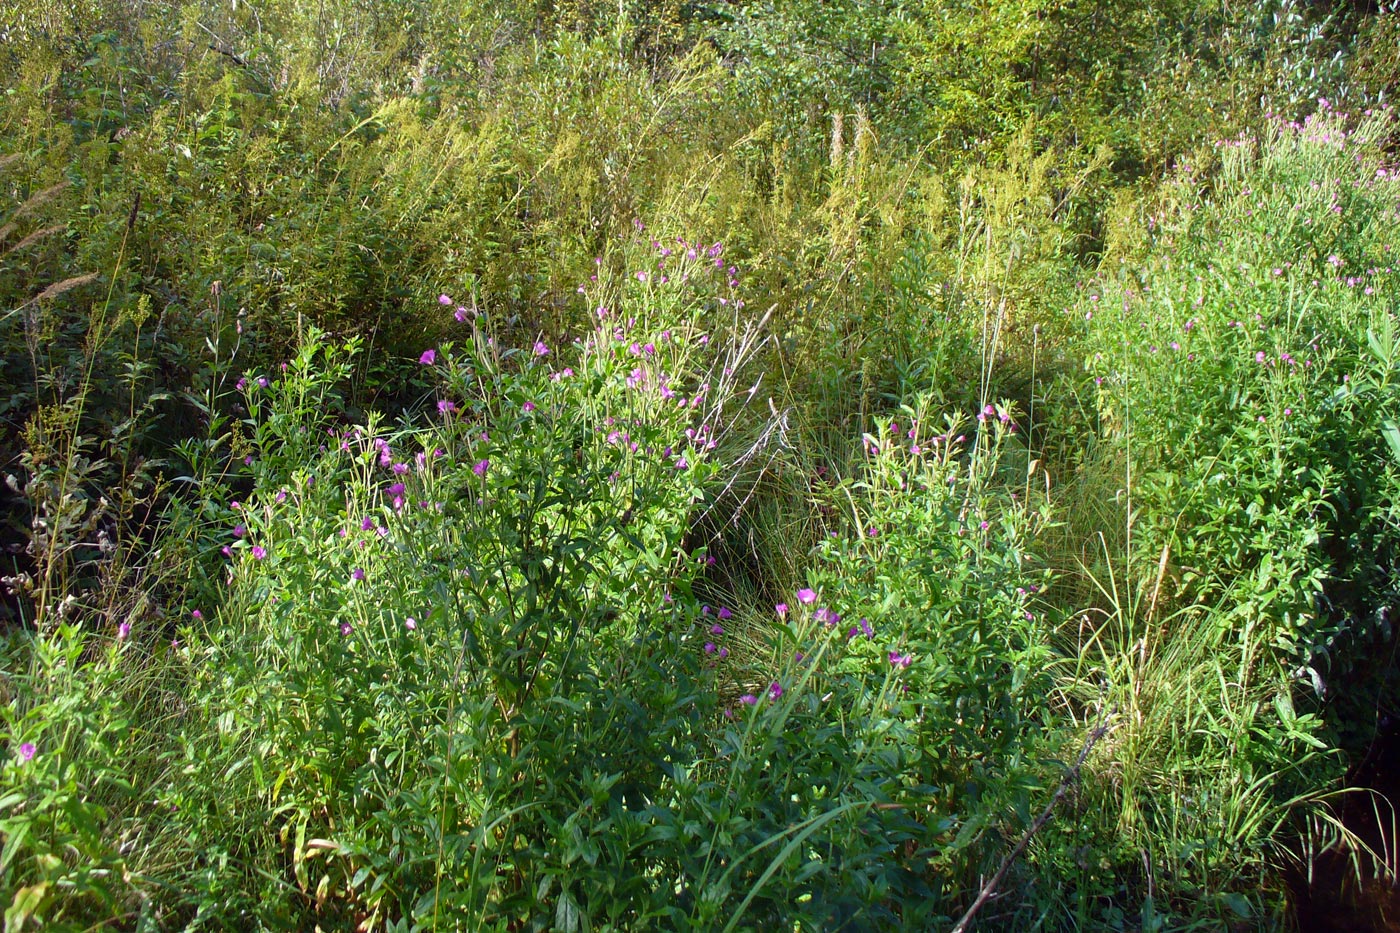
top-left (5, 0), bottom-right (1400, 930)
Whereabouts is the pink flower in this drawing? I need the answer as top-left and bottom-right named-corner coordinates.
top-left (438, 400), bottom-right (456, 415)
top-left (455, 307), bottom-right (469, 322)
top-left (768, 682), bottom-right (783, 700)
top-left (405, 617), bottom-right (417, 631)
top-left (796, 588), bottom-right (816, 605)
top-left (533, 341), bottom-right (549, 357)
top-left (251, 546), bottom-right (267, 560)
top-left (888, 651), bottom-right (912, 669)
top-left (419, 349), bottom-right (437, 365)
top-left (522, 401), bottom-right (535, 413)
top-left (340, 622), bottom-right (352, 636)
top-left (438, 294), bottom-right (452, 306)
top-left (775, 602), bottom-right (788, 617)
top-left (16, 742), bottom-right (35, 763)
top-left (738, 694), bottom-right (758, 706)
top-left (473, 459), bottom-right (489, 477)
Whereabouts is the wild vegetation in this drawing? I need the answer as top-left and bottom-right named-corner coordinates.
top-left (2, 0), bottom-right (1399, 929)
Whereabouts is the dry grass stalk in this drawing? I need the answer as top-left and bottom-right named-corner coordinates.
top-left (12, 181), bottom-right (69, 219)
top-left (4, 224), bottom-right (65, 256)
top-left (34, 272), bottom-right (99, 302)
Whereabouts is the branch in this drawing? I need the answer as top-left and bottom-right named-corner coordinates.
top-left (950, 713), bottom-right (1115, 933)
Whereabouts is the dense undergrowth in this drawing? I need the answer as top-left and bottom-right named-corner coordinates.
top-left (3, 1), bottom-right (1400, 930)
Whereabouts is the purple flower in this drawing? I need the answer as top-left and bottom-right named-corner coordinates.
top-left (454, 306), bottom-right (469, 323)
top-left (775, 602), bottom-right (788, 618)
top-left (718, 646), bottom-right (729, 658)
top-left (392, 462), bottom-right (410, 475)
top-left (717, 607), bottom-right (732, 621)
top-left (710, 624), bottom-right (724, 635)
top-left (361, 516), bottom-right (375, 531)
top-left (738, 694), bottom-right (758, 706)
top-left (533, 341), bottom-right (550, 357)
top-left (232, 525), bottom-right (246, 538)
top-left (888, 650), bottom-right (912, 669)
top-left (352, 568), bottom-right (365, 582)
top-left (257, 377), bottom-right (268, 389)
top-left (439, 294), bottom-right (452, 306)
top-left (768, 682), bottom-right (783, 700)
top-left (251, 546), bottom-right (267, 560)
top-left (438, 400), bottom-right (457, 415)
top-left (191, 610), bottom-right (203, 620)
top-left (522, 401), bottom-right (535, 413)
top-left (17, 742), bottom-right (35, 763)
top-left (275, 490), bottom-right (287, 503)
top-left (813, 607), bottom-right (840, 627)
top-left (340, 621), bottom-right (352, 636)
top-left (473, 459), bottom-right (489, 477)
top-left (388, 482), bottom-right (406, 497)
top-left (117, 621), bottom-right (131, 640)
top-left (797, 588), bottom-right (816, 605)
top-left (405, 617), bottom-right (417, 631)
top-left (860, 618), bottom-right (873, 638)
top-left (419, 349), bottom-right (437, 365)
top-left (704, 641), bottom-right (717, 654)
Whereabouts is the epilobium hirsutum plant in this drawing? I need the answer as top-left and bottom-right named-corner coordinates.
top-left (141, 245), bottom-right (781, 927)
top-left (1033, 102), bottom-right (1400, 928)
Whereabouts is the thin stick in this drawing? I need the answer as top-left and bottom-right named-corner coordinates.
top-left (950, 715), bottom-right (1114, 933)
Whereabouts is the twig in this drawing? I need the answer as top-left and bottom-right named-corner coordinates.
top-left (950, 713), bottom-right (1115, 933)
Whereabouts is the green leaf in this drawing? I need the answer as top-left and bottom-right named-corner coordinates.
top-left (4, 882), bottom-right (49, 933)
top-left (1382, 421), bottom-right (1400, 465)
